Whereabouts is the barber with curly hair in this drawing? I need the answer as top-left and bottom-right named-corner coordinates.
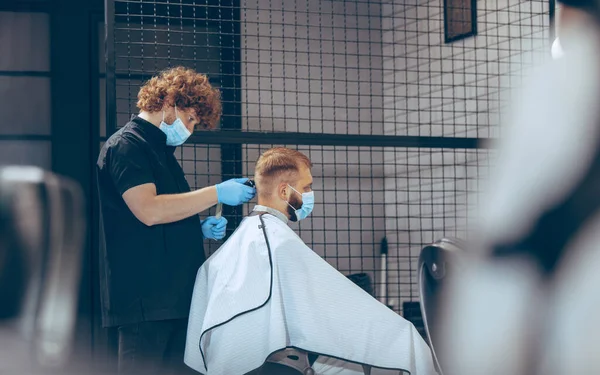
top-left (96, 66), bottom-right (256, 374)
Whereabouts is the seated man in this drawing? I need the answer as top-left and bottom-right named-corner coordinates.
top-left (184, 147), bottom-right (436, 375)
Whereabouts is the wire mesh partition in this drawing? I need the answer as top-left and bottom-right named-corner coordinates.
top-left (106, 0), bottom-right (553, 317)
top-left (174, 142), bottom-right (492, 311)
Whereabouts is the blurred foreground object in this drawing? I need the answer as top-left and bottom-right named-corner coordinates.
top-left (436, 2), bottom-right (600, 375)
top-left (0, 166), bottom-right (85, 372)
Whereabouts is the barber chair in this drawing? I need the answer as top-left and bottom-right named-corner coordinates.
top-left (262, 348), bottom-right (373, 375)
top-left (418, 237), bottom-right (466, 375)
top-left (263, 348), bottom-right (316, 375)
top-left (0, 166), bottom-right (85, 370)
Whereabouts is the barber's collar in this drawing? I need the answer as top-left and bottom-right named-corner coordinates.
top-left (130, 115), bottom-right (176, 153)
top-left (253, 205), bottom-right (288, 224)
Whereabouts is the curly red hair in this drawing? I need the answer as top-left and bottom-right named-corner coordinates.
top-left (137, 66), bottom-right (222, 129)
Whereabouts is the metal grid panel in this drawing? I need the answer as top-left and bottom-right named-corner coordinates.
top-left (173, 142), bottom-right (492, 312)
top-left (110, 0), bottom-right (239, 132)
top-left (383, 146), bottom-right (494, 306)
top-left (107, 0), bottom-right (552, 316)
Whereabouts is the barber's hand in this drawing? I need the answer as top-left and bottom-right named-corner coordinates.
top-left (215, 178), bottom-right (256, 206)
top-left (201, 216), bottom-right (228, 240)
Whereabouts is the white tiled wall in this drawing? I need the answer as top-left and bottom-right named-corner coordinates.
top-left (382, 0), bottom-right (550, 138)
top-left (241, 0), bottom-right (384, 135)
top-left (381, 0), bottom-right (551, 307)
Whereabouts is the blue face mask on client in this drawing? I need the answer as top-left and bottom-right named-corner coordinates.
top-left (159, 107), bottom-right (192, 146)
top-left (285, 185), bottom-right (315, 222)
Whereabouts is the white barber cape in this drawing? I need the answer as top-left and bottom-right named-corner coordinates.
top-left (184, 213), bottom-right (436, 375)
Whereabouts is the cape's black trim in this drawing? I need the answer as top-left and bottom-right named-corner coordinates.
top-left (198, 214), bottom-right (275, 370)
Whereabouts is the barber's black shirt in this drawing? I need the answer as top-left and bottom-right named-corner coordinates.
top-left (96, 116), bottom-right (205, 327)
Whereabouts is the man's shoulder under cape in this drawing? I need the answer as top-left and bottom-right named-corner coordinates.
top-left (185, 214), bottom-right (436, 375)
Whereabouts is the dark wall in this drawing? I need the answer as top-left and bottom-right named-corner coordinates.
top-left (1, 0), bottom-right (111, 369)
top-left (49, 0), bottom-right (112, 368)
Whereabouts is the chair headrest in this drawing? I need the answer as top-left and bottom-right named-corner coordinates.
top-left (418, 238), bottom-right (466, 281)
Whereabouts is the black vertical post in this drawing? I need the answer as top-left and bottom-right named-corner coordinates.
top-left (219, 0), bottom-right (244, 230)
top-left (549, 0), bottom-right (556, 41)
top-left (105, 0), bottom-right (117, 137)
top-left (91, 5), bottom-right (119, 370)
top-left (50, 0), bottom-right (95, 363)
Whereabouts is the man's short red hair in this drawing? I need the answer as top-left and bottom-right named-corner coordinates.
top-left (254, 147), bottom-right (312, 197)
top-left (137, 66), bottom-right (222, 129)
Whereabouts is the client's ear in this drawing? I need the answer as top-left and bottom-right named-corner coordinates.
top-left (277, 182), bottom-right (289, 200)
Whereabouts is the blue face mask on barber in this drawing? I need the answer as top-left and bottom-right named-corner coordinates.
top-left (159, 107), bottom-right (192, 146)
top-left (285, 185), bottom-right (315, 222)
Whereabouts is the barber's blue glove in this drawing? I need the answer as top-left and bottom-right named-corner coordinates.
top-left (215, 178), bottom-right (256, 206)
top-left (201, 216), bottom-right (228, 240)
